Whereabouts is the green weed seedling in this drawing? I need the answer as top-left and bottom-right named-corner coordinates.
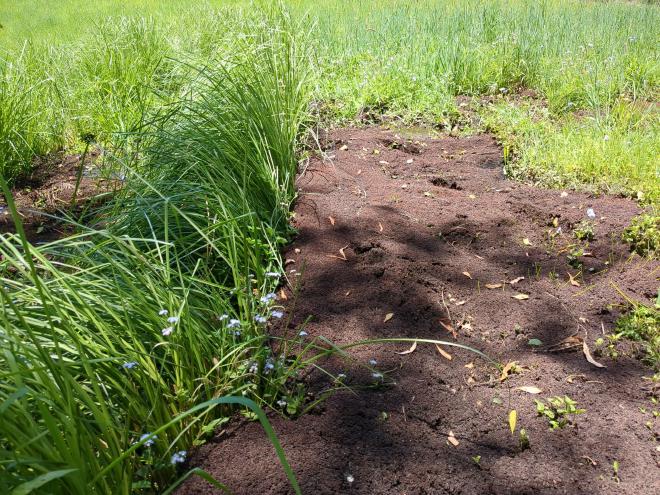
top-left (622, 214), bottom-right (659, 258)
top-left (535, 396), bottom-right (585, 429)
top-left (574, 220), bottom-right (595, 241)
top-left (615, 304), bottom-right (660, 368)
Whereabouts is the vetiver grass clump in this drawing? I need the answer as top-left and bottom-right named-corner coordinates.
top-left (0, 10), bottom-right (309, 493)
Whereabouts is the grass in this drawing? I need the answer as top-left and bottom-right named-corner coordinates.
top-left (0, 8), bottom-right (311, 492)
top-left (0, 0), bottom-right (659, 492)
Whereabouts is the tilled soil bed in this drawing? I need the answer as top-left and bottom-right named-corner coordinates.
top-left (182, 128), bottom-right (659, 494)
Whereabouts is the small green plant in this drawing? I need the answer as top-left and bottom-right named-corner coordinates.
top-left (519, 428), bottom-right (530, 451)
top-left (622, 214), bottom-right (659, 258)
top-left (574, 220), bottom-right (595, 241)
top-left (535, 396), bottom-right (585, 429)
top-left (615, 304), bottom-right (660, 368)
top-left (595, 334), bottom-right (622, 361)
top-left (567, 245), bottom-right (585, 269)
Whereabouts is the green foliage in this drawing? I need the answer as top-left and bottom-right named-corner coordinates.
top-left (574, 220), bottom-right (595, 241)
top-left (615, 304), bottom-right (660, 368)
top-left (535, 396), bottom-right (585, 429)
top-left (622, 214), bottom-right (659, 258)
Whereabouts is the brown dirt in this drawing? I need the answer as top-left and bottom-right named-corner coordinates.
top-left (182, 128), bottom-right (659, 494)
top-left (0, 149), bottom-right (115, 243)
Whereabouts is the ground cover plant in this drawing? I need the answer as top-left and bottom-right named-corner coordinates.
top-left (1, 0), bottom-right (659, 493)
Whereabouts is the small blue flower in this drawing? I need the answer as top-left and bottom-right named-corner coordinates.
top-left (170, 450), bottom-right (187, 465)
top-left (162, 327), bottom-right (174, 336)
top-left (122, 361), bottom-right (138, 370)
top-left (298, 330), bottom-right (308, 337)
top-left (369, 359), bottom-right (377, 366)
top-left (260, 292), bottom-right (278, 304)
top-left (372, 372), bottom-right (384, 380)
top-left (248, 362), bottom-right (258, 374)
top-left (337, 373), bottom-right (347, 380)
top-left (586, 208), bottom-right (596, 219)
top-left (233, 330), bottom-right (241, 337)
top-left (254, 315), bottom-right (268, 324)
top-left (271, 311), bottom-right (284, 319)
top-left (138, 433), bottom-right (156, 447)
top-left (276, 399), bottom-right (287, 407)
top-left (167, 316), bottom-right (179, 324)
top-left (217, 314), bottom-right (229, 321)
top-left (158, 309), bottom-right (168, 316)
top-left (227, 319), bottom-right (241, 329)
top-left (264, 359), bottom-right (275, 373)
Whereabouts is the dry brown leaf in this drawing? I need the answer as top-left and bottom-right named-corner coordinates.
top-left (439, 318), bottom-right (457, 338)
top-left (435, 344), bottom-right (453, 360)
top-left (378, 222), bottom-right (384, 232)
top-left (339, 144), bottom-right (348, 151)
top-left (294, 248), bottom-right (301, 254)
top-left (567, 272), bottom-right (580, 287)
top-left (516, 386), bottom-right (542, 394)
top-left (383, 313), bottom-right (394, 323)
top-left (466, 376), bottom-right (476, 385)
top-left (464, 362), bottom-right (475, 369)
top-left (468, 194), bottom-right (476, 199)
top-left (582, 341), bottom-right (606, 368)
top-left (328, 244), bottom-right (349, 261)
top-left (522, 238), bottom-right (533, 246)
top-left (500, 361), bottom-right (518, 381)
top-left (509, 276), bottom-right (525, 285)
top-left (396, 342), bottom-right (417, 355)
top-left (447, 431), bottom-right (459, 447)
top-left (328, 216), bottom-right (336, 226)
top-left (345, 290), bottom-right (351, 296)
top-left (285, 258), bottom-right (296, 265)
top-left (462, 271), bottom-right (472, 279)
top-left (279, 288), bottom-right (288, 300)
top-left (485, 283), bottom-right (503, 289)
top-left (512, 293), bottom-right (529, 300)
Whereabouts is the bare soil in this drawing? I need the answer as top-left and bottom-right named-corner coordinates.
top-left (186, 127), bottom-right (658, 494)
top-left (0, 149), bottom-right (115, 242)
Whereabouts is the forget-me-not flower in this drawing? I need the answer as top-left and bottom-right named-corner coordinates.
top-left (158, 309), bottom-right (168, 316)
top-left (162, 327), bottom-right (174, 336)
top-left (170, 450), bottom-right (187, 465)
top-left (122, 361), bottom-right (138, 370)
top-left (138, 433), bottom-right (157, 448)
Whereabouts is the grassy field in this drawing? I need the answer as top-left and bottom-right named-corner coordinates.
top-left (0, 0), bottom-right (658, 492)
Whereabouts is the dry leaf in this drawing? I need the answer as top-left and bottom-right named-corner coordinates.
top-left (552, 217), bottom-right (559, 228)
top-left (516, 386), bottom-right (542, 394)
top-left (468, 194), bottom-right (476, 199)
top-left (466, 376), bottom-right (476, 385)
top-left (406, 158), bottom-right (414, 164)
top-left (485, 283), bottom-right (503, 289)
top-left (435, 344), bottom-right (452, 360)
top-left (357, 169), bottom-right (362, 175)
top-left (567, 272), bottom-right (580, 287)
top-left (464, 362), bottom-right (475, 369)
top-left (509, 276), bottom-right (524, 285)
top-left (500, 361), bottom-right (517, 381)
top-left (582, 341), bottom-right (606, 368)
top-left (447, 431), bottom-right (459, 447)
top-left (463, 271), bottom-right (472, 279)
top-left (383, 313), bottom-right (394, 323)
top-left (279, 288), bottom-right (288, 300)
top-left (396, 342), bottom-right (417, 355)
top-left (329, 244), bottom-right (349, 261)
top-left (339, 144), bottom-right (348, 151)
top-left (439, 318), bottom-right (457, 338)
top-left (345, 290), bottom-right (351, 296)
top-left (455, 300), bottom-right (466, 306)
top-left (508, 410), bottom-right (517, 434)
top-left (378, 222), bottom-right (384, 232)
top-left (328, 216), bottom-right (336, 226)
top-left (294, 248), bottom-right (301, 254)
top-left (512, 293), bottom-right (529, 300)
top-left (522, 238), bottom-right (532, 246)
top-left (285, 258), bottom-right (296, 265)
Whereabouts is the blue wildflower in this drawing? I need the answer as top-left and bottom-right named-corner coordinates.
top-left (138, 433), bottom-right (156, 447)
top-left (227, 319), bottom-right (241, 329)
top-left (167, 316), bottom-right (179, 324)
top-left (162, 327), bottom-right (174, 336)
top-left (271, 311), bottom-right (284, 319)
top-left (158, 309), bottom-right (168, 316)
top-left (298, 330), bottom-right (308, 337)
top-left (254, 315), bottom-right (268, 324)
top-left (122, 361), bottom-right (138, 370)
top-left (369, 359), bottom-right (377, 366)
top-left (170, 450), bottom-right (187, 465)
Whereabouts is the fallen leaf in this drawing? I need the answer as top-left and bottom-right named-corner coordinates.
top-left (294, 248), bottom-right (301, 254)
top-left (447, 431), bottom-right (459, 447)
top-left (328, 216), bottom-right (336, 226)
top-left (279, 289), bottom-right (288, 300)
top-left (373, 149), bottom-right (380, 155)
top-left (512, 293), bottom-right (529, 300)
top-left (285, 258), bottom-right (296, 265)
top-left (500, 361), bottom-right (518, 381)
top-left (485, 283), bottom-right (503, 289)
top-left (455, 300), bottom-right (466, 306)
top-left (378, 222), bottom-right (384, 232)
top-left (567, 272), bottom-right (580, 287)
top-left (522, 238), bottom-right (532, 246)
top-left (328, 244), bottom-right (349, 261)
top-left (464, 362), bottom-right (475, 369)
top-left (435, 344), bottom-right (452, 360)
top-left (468, 194), bottom-right (476, 199)
top-left (463, 271), bottom-right (472, 279)
top-left (467, 376), bottom-right (476, 385)
top-left (357, 169), bottom-right (362, 175)
top-left (406, 158), bottom-right (414, 164)
top-left (552, 217), bottom-right (559, 228)
top-left (582, 341), bottom-right (606, 368)
top-left (339, 144), bottom-right (348, 151)
top-left (439, 318), bottom-right (457, 338)
top-left (345, 290), bottom-right (351, 296)
top-left (509, 276), bottom-right (525, 285)
top-left (396, 341), bottom-right (417, 355)
top-left (509, 410), bottom-right (517, 434)
top-left (384, 312), bottom-right (394, 323)
top-left (423, 191), bottom-right (433, 197)
top-left (516, 386), bottom-right (542, 394)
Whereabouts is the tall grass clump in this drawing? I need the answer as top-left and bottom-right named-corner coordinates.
top-left (0, 8), bottom-right (310, 493)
